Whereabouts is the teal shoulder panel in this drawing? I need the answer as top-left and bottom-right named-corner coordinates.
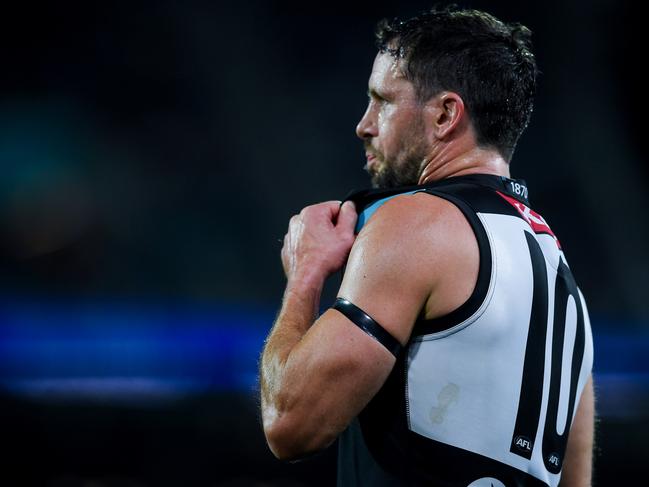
top-left (355, 190), bottom-right (420, 233)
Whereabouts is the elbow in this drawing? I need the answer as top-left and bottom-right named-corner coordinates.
top-left (264, 422), bottom-right (305, 461)
top-left (263, 411), bottom-right (336, 461)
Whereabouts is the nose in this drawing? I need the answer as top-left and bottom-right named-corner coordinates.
top-left (356, 104), bottom-right (377, 140)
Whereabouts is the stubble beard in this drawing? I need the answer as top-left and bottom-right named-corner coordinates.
top-left (366, 153), bottom-right (423, 189)
top-left (365, 134), bottom-right (430, 190)
top-left (364, 111), bottom-right (430, 189)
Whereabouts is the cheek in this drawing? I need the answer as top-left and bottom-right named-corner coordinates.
top-left (382, 112), bottom-right (412, 152)
top-left (377, 106), bottom-right (398, 141)
top-left (377, 109), bottom-right (387, 132)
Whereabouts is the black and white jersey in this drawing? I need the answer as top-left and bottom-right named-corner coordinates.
top-left (337, 174), bottom-right (594, 487)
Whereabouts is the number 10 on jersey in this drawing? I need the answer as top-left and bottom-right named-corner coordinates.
top-left (509, 232), bottom-right (587, 475)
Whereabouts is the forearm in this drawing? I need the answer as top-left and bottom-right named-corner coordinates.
top-left (260, 200), bottom-right (357, 458)
top-left (260, 275), bottom-right (324, 435)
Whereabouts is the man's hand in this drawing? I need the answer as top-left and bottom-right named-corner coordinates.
top-left (281, 200), bottom-right (357, 286)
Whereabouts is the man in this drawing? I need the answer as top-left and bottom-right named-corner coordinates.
top-left (260, 6), bottom-right (594, 487)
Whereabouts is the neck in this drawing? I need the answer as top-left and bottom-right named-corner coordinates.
top-left (418, 144), bottom-right (510, 185)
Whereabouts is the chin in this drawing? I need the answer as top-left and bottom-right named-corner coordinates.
top-left (367, 171), bottom-right (386, 189)
top-left (371, 178), bottom-right (397, 190)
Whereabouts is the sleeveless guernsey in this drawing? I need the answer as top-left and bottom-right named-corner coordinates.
top-left (337, 174), bottom-right (594, 487)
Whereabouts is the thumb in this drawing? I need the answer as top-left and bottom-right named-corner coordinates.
top-left (336, 200), bottom-right (358, 232)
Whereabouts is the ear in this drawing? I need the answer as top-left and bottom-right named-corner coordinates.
top-left (426, 91), bottom-right (466, 139)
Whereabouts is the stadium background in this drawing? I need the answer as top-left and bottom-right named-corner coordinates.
top-left (1, 0), bottom-right (647, 485)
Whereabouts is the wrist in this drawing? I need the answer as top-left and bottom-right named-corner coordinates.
top-left (284, 271), bottom-right (326, 320)
top-left (286, 266), bottom-right (326, 295)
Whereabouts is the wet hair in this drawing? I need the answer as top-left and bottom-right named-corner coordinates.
top-left (376, 5), bottom-right (538, 161)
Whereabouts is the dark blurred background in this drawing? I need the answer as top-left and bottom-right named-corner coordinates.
top-left (0, 0), bottom-right (647, 485)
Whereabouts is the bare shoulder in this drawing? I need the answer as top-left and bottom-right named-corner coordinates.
top-left (356, 191), bottom-right (473, 251)
top-left (339, 191), bottom-right (480, 342)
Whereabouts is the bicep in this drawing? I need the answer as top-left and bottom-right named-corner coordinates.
top-left (278, 307), bottom-right (396, 447)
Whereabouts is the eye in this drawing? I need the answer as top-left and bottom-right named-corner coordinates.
top-left (373, 95), bottom-right (388, 110)
top-left (367, 90), bottom-right (388, 105)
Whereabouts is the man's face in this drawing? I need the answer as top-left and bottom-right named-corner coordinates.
top-left (356, 52), bottom-right (431, 189)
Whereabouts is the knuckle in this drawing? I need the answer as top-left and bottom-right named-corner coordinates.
top-left (300, 205), bottom-right (314, 218)
top-left (327, 200), bottom-right (342, 209)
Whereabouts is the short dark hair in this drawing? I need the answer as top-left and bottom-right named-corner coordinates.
top-left (376, 5), bottom-right (538, 161)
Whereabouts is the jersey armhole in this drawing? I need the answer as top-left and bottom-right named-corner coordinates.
top-left (412, 189), bottom-right (493, 337)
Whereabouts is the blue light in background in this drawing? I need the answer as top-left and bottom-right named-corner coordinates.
top-left (0, 298), bottom-right (273, 401)
top-left (0, 298), bottom-right (647, 417)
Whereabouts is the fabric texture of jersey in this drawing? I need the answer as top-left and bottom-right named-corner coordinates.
top-left (337, 174), bottom-right (594, 487)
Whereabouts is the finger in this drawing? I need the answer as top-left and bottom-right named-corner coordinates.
top-left (322, 200), bottom-right (342, 210)
top-left (336, 200), bottom-right (358, 231)
top-left (322, 200), bottom-right (341, 220)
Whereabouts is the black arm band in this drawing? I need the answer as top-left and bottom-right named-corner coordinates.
top-left (332, 298), bottom-right (402, 357)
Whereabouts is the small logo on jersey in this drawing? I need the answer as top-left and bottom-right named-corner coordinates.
top-left (513, 435), bottom-right (533, 453)
top-left (429, 383), bottom-right (459, 425)
top-left (547, 452), bottom-right (561, 468)
top-left (467, 478), bottom-right (506, 487)
top-left (496, 191), bottom-right (561, 249)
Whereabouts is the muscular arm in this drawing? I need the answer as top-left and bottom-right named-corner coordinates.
top-left (260, 282), bottom-right (398, 460)
top-left (559, 375), bottom-right (595, 487)
top-left (259, 200), bottom-right (395, 459)
top-left (259, 194), bottom-right (478, 460)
